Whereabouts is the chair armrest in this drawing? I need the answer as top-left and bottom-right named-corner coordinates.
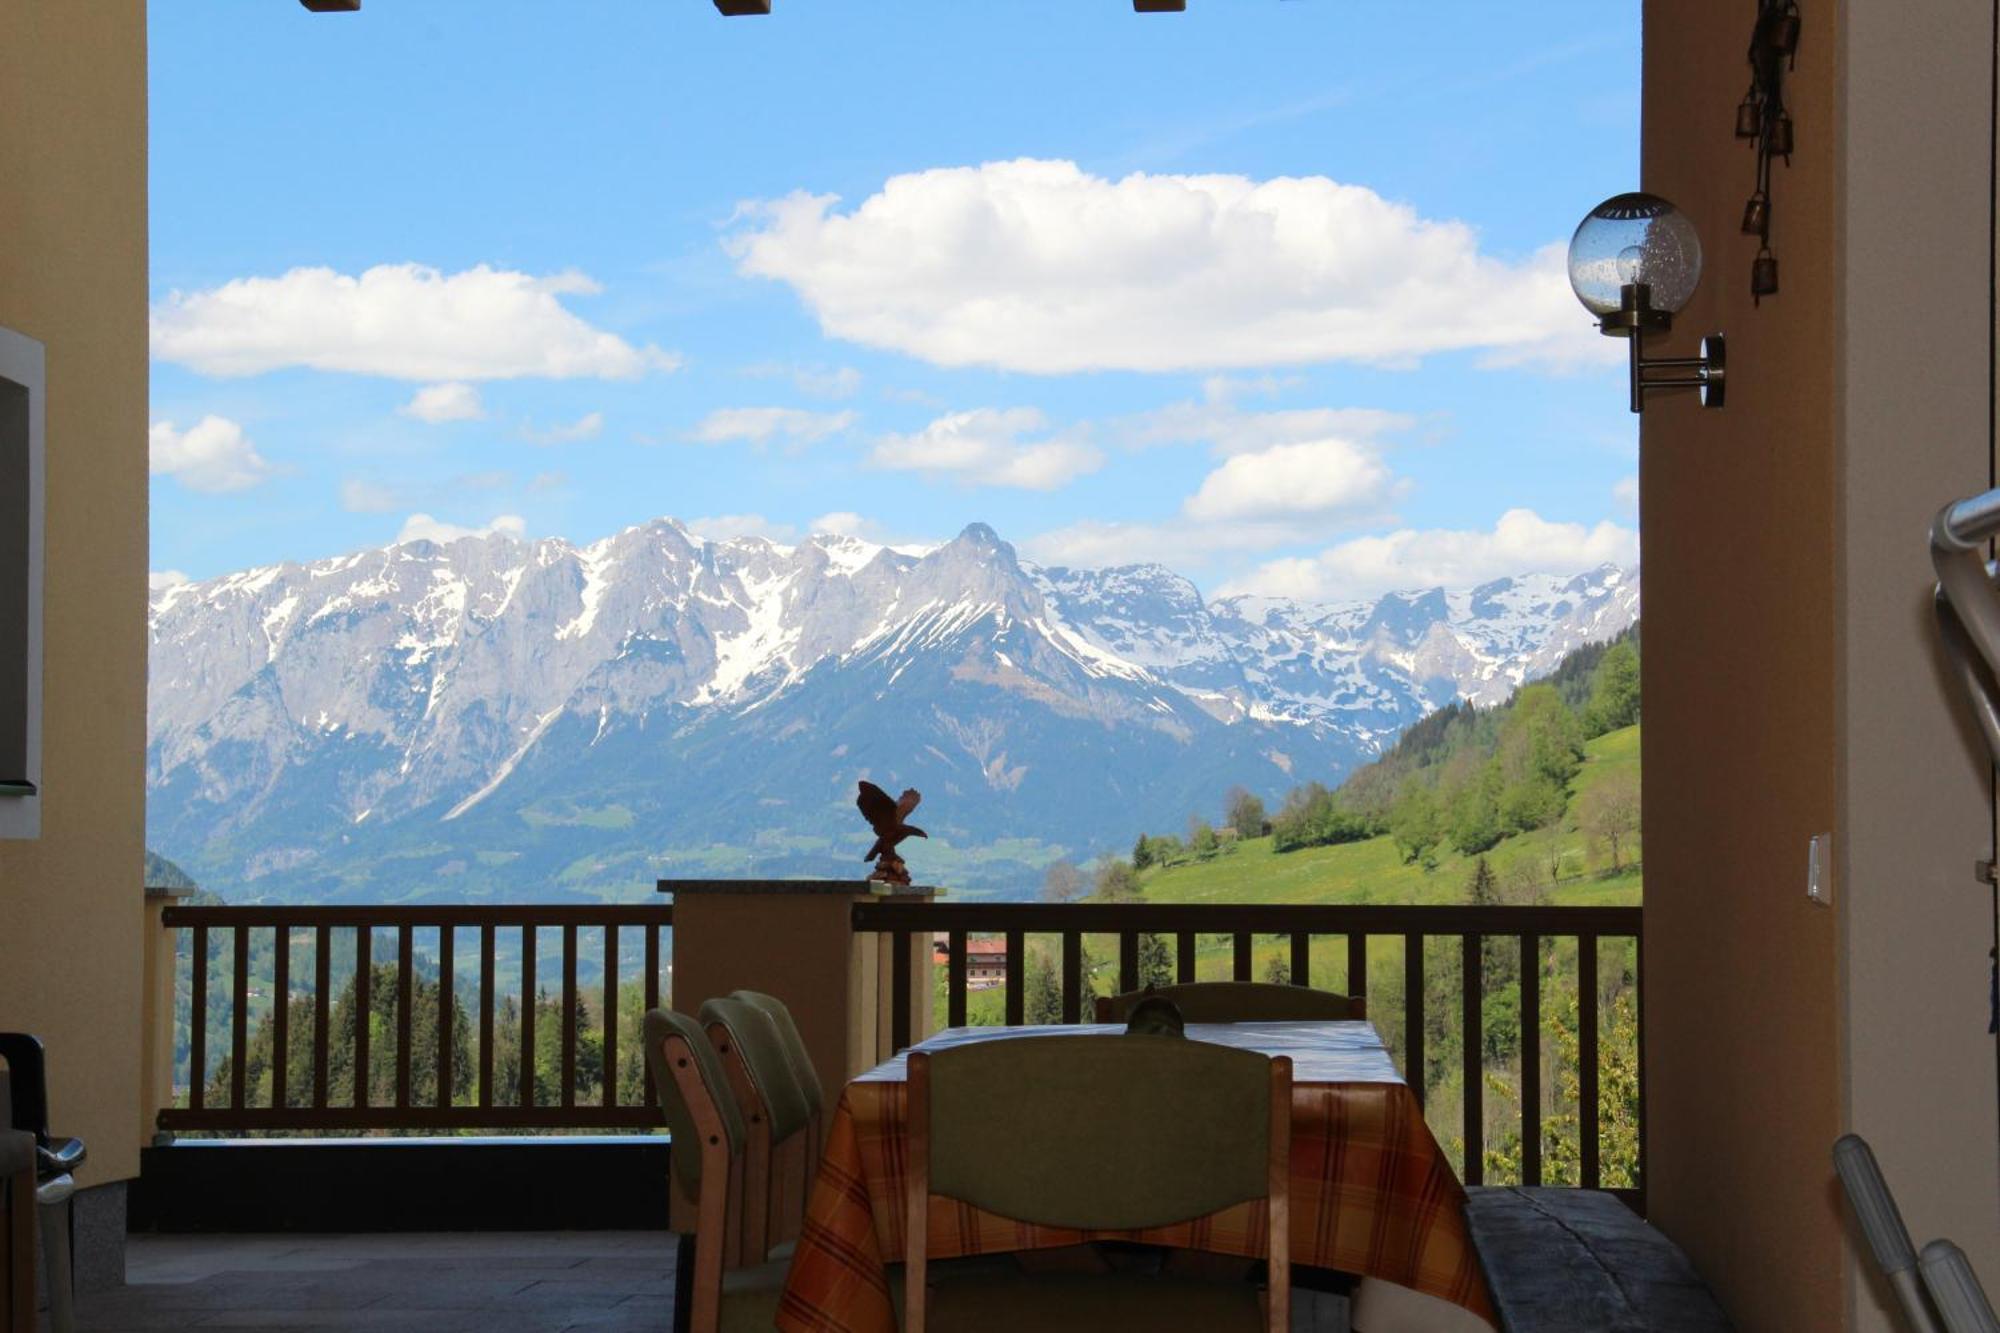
top-left (0, 1130), bottom-right (32, 1180)
top-left (0, 1036), bottom-right (47, 1138)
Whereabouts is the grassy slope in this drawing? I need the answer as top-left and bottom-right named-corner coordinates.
top-left (954, 725), bottom-right (1641, 1026)
top-left (1137, 723), bottom-right (1641, 908)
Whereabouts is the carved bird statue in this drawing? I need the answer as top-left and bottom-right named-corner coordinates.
top-left (857, 780), bottom-right (926, 879)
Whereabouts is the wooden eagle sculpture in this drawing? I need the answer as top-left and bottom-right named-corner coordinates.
top-left (857, 780), bottom-right (925, 886)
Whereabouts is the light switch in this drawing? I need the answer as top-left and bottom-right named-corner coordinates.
top-left (1807, 832), bottom-right (1834, 906)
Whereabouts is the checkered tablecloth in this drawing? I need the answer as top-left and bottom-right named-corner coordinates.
top-left (774, 1023), bottom-right (1496, 1332)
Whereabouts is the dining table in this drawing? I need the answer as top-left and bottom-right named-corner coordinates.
top-left (773, 1020), bottom-right (1496, 1333)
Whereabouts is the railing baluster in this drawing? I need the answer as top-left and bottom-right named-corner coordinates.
top-left (271, 926), bottom-right (290, 1110)
top-left (560, 923), bottom-right (577, 1108)
top-left (189, 924), bottom-right (208, 1111)
top-left (1176, 932), bottom-right (1196, 983)
top-left (642, 922), bottom-right (660, 1107)
top-left (1348, 931), bottom-right (1367, 1001)
top-left (438, 926), bottom-right (455, 1111)
top-left (313, 925), bottom-right (330, 1109)
top-left (1521, 931), bottom-right (1542, 1186)
top-left (479, 925), bottom-right (495, 1110)
top-left (396, 924), bottom-right (414, 1110)
top-left (1461, 933), bottom-right (1483, 1186)
top-left (1579, 933), bottom-right (1600, 1189)
top-left (1404, 932), bottom-right (1425, 1109)
top-left (230, 925), bottom-right (249, 1110)
top-left (1233, 932), bottom-right (1252, 981)
top-left (946, 930), bottom-right (967, 1028)
top-left (1118, 931), bottom-right (1138, 994)
top-left (1634, 930), bottom-right (1647, 1201)
top-left (601, 925), bottom-right (617, 1110)
top-left (1003, 930), bottom-right (1024, 1026)
top-left (354, 927), bottom-right (372, 1108)
top-left (520, 925), bottom-right (537, 1109)
top-left (1290, 932), bottom-right (1310, 986)
top-left (891, 929), bottom-right (912, 1051)
top-left (1061, 931), bottom-right (1081, 1023)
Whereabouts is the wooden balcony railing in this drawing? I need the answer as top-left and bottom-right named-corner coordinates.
top-left (854, 900), bottom-right (1644, 1198)
top-left (154, 895), bottom-right (1641, 1203)
top-left (156, 904), bottom-right (674, 1134)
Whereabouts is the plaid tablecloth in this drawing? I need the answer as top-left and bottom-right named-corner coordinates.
top-left (775, 1023), bottom-right (1496, 1332)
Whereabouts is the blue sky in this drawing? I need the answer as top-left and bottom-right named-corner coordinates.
top-left (147, 0), bottom-right (1640, 602)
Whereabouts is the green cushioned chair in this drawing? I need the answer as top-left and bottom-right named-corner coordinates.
top-left (904, 1034), bottom-right (1293, 1332)
top-left (700, 995), bottom-right (815, 1262)
top-left (731, 990), bottom-right (828, 1219)
top-left (1094, 980), bottom-right (1365, 1024)
top-left (640, 1008), bottom-right (788, 1333)
top-left (730, 990), bottom-right (824, 1122)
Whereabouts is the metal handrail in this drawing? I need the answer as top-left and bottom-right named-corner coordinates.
top-left (1931, 488), bottom-right (2000, 763)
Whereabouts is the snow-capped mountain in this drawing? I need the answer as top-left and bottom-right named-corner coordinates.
top-left (146, 518), bottom-right (1636, 902)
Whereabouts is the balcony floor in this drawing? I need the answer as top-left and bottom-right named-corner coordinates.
top-left (68, 1231), bottom-right (679, 1332)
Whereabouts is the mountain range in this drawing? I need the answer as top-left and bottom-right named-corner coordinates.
top-left (146, 518), bottom-right (1637, 902)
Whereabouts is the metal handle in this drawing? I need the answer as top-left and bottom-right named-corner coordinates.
top-left (1920, 1240), bottom-right (2000, 1333)
top-left (1834, 1134), bottom-right (1943, 1333)
top-left (1931, 491), bottom-right (2000, 766)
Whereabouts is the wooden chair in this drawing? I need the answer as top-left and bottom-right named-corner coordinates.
top-left (732, 990), bottom-right (827, 1213)
top-left (905, 1034), bottom-right (1292, 1332)
top-left (640, 1008), bottom-right (787, 1333)
top-left (699, 996), bottom-right (814, 1259)
top-left (0, 1069), bottom-right (33, 1333)
top-left (1095, 981), bottom-right (1365, 1024)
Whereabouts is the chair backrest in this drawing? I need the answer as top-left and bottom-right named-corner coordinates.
top-left (905, 1035), bottom-right (1291, 1333)
top-left (732, 989), bottom-right (824, 1118)
top-left (641, 1008), bottom-right (743, 1203)
top-left (915, 1035), bottom-right (1284, 1231)
top-left (1095, 981), bottom-right (1365, 1024)
top-left (700, 996), bottom-right (813, 1145)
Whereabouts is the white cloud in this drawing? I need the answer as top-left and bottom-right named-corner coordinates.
top-left (869, 407), bottom-right (1103, 491)
top-left (1123, 399), bottom-right (1416, 456)
top-left (795, 366), bottom-right (863, 398)
top-left (687, 407), bottom-right (857, 448)
top-left (808, 511), bottom-right (882, 540)
top-left (149, 570), bottom-right (189, 592)
top-left (149, 416), bottom-right (275, 493)
top-left (395, 513), bottom-right (527, 545)
top-left (743, 363), bottom-right (863, 399)
top-left (729, 159), bottom-right (1614, 374)
top-left (1613, 474), bottom-right (1638, 512)
top-left (1215, 508), bottom-right (1639, 602)
top-left (340, 479), bottom-right (401, 513)
top-left (1023, 517), bottom-right (1327, 570)
top-left (400, 382), bottom-right (484, 423)
top-left (152, 263), bottom-right (680, 381)
top-left (1182, 438), bottom-right (1399, 522)
top-left (523, 411), bottom-right (604, 445)
top-left (685, 513), bottom-right (799, 544)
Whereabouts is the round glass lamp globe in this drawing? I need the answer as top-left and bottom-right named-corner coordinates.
top-left (1567, 193), bottom-right (1703, 318)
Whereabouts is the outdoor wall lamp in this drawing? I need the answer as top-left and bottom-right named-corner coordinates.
top-left (1567, 192), bottom-right (1725, 413)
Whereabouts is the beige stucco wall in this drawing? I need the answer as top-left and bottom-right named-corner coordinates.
top-left (1642, 5), bottom-right (1844, 1326)
top-left (1646, 2), bottom-right (2000, 1328)
top-left (0, 2), bottom-right (150, 1185)
top-left (1837, 3), bottom-right (2000, 1325)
